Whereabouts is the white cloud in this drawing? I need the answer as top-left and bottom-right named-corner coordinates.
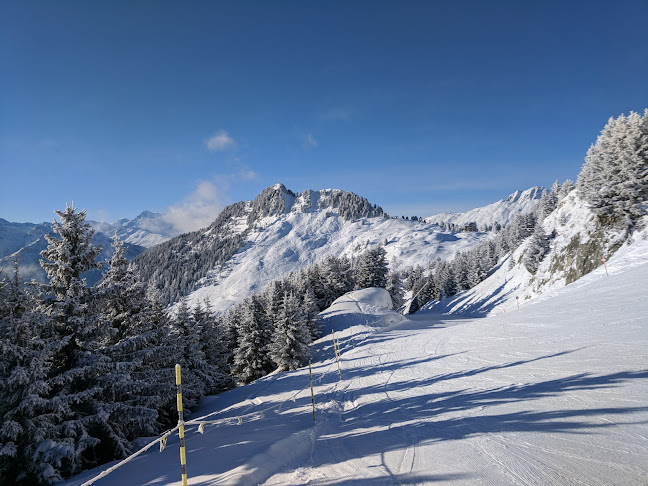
top-left (303, 133), bottom-right (318, 148)
top-left (162, 181), bottom-right (227, 233)
top-left (161, 169), bottom-right (259, 233)
top-left (205, 131), bottom-right (236, 152)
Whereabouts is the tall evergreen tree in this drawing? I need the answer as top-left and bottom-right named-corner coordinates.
top-left (0, 262), bottom-right (56, 484)
top-left (232, 295), bottom-right (275, 384)
top-left (355, 246), bottom-right (388, 289)
top-left (94, 235), bottom-right (164, 438)
top-left (269, 292), bottom-right (311, 371)
top-left (1, 204), bottom-right (126, 482)
top-left (385, 269), bottom-right (404, 308)
top-left (523, 223), bottom-right (551, 274)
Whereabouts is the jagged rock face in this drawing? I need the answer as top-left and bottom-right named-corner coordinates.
top-left (248, 184), bottom-right (296, 223)
top-left (247, 184), bottom-right (386, 223)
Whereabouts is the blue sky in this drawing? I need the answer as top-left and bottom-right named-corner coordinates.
top-left (1, 1), bottom-right (647, 229)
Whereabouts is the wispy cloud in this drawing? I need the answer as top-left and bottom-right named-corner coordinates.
top-left (163, 181), bottom-right (227, 233)
top-left (162, 169), bottom-right (259, 233)
top-left (303, 133), bottom-right (318, 148)
top-left (205, 131), bottom-right (236, 152)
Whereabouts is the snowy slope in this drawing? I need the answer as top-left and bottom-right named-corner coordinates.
top-left (89, 211), bottom-right (179, 247)
top-left (425, 191), bottom-right (648, 317)
top-left (427, 186), bottom-right (546, 229)
top-left (65, 235), bottom-right (648, 486)
top-left (184, 193), bottom-right (489, 313)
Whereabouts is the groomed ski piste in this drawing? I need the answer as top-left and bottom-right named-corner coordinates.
top-left (66, 234), bottom-right (648, 486)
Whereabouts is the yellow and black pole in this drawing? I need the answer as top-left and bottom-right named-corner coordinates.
top-left (175, 364), bottom-right (188, 486)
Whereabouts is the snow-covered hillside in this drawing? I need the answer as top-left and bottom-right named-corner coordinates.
top-left (180, 185), bottom-right (490, 313)
top-left (426, 186), bottom-right (546, 229)
top-left (64, 231), bottom-right (648, 486)
top-left (424, 191), bottom-right (648, 316)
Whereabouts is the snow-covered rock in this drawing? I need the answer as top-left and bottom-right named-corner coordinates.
top-left (317, 287), bottom-right (406, 335)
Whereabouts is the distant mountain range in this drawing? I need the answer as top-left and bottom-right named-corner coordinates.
top-left (0, 211), bottom-right (180, 285)
top-left (88, 210), bottom-right (179, 247)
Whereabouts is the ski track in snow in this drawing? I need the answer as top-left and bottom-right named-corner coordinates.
top-left (65, 248), bottom-right (648, 486)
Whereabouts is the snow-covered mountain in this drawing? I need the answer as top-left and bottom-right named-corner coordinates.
top-left (426, 186), bottom-right (546, 229)
top-left (89, 210), bottom-right (178, 247)
top-left (63, 230), bottom-right (648, 486)
top-left (133, 184), bottom-right (493, 312)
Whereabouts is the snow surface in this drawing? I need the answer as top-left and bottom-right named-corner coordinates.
top-left (426, 187), bottom-right (546, 229)
top-left (65, 234), bottom-right (648, 486)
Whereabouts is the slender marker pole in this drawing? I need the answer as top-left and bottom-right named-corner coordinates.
top-left (332, 331), bottom-right (342, 381)
top-left (175, 364), bottom-right (188, 486)
top-left (602, 255), bottom-right (609, 276)
top-left (516, 296), bottom-right (519, 309)
top-left (308, 361), bottom-right (316, 421)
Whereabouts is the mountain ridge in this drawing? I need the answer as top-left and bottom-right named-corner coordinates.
top-left (426, 186), bottom-right (546, 229)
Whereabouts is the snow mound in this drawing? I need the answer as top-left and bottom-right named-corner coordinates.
top-left (331, 287), bottom-right (394, 310)
top-left (318, 288), bottom-right (405, 334)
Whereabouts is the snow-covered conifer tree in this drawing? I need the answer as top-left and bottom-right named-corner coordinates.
top-left (0, 262), bottom-right (56, 483)
top-left (232, 295), bottom-right (275, 384)
top-left (7, 204), bottom-right (133, 481)
top-left (93, 234), bottom-right (161, 448)
top-left (355, 246), bottom-right (388, 289)
top-left (523, 223), bottom-right (550, 274)
top-left (293, 272), bottom-right (321, 340)
top-left (269, 292), bottom-right (311, 371)
top-left (202, 304), bottom-right (234, 378)
top-left (577, 110), bottom-right (648, 222)
top-left (385, 269), bottom-right (404, 308)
